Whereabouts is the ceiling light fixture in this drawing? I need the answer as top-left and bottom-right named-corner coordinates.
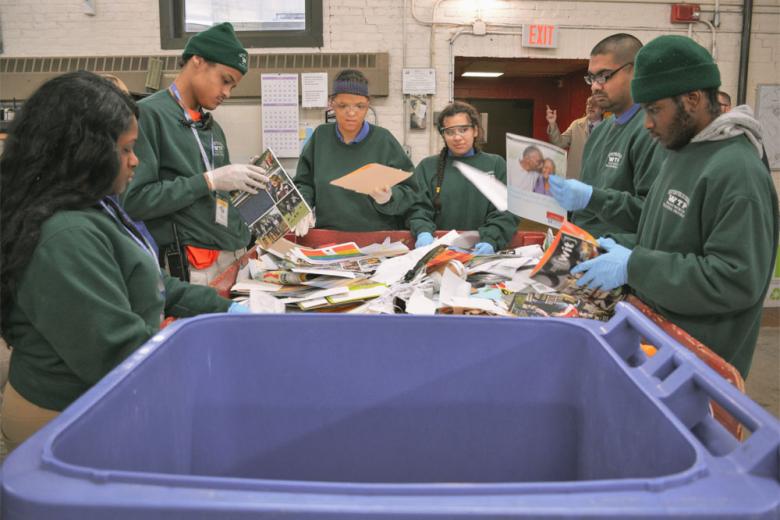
top-left (462, 71), bottom-right (504, 78)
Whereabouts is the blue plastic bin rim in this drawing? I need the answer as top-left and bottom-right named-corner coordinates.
top-left (16, 303), bottom-right (780, 498)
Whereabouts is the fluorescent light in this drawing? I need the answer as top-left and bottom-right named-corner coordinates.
top-left (462, 71), bottom-right (504, 78)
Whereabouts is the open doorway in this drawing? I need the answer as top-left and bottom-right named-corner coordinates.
top-left (454, 57), bottom-right (591, 145)
top-left (465, 99), bottom-right (532, 158)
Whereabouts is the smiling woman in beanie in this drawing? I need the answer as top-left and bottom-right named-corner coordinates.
top-left (571, 35), bottom-right (778, 378)
top-left (293, 69), bottom-right (416, 234)
top-left (122, 22), bottom-right (270, 285)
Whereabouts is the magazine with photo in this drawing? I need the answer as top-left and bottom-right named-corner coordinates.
top-left (506, 133), bottom-right (568, 229)
top-left (232, 148), bottom-right (312, 248)
top-left (526, 222), bottom-right (625, 320)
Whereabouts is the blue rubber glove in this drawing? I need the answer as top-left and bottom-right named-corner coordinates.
top-left (228, 302), bottom-right (251, 314)
top-left (415, 232), bottom-right (434, 248)
top-left (571, 237), bottom-right (632, 291)
top-left (472, 242), bottom-right (495, 256)
top-left (549, 175), bottom-right (593, 211)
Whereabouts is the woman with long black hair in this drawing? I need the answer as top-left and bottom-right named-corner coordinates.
top-left (0, 71), bottom-right (238, 452)
top-left (407, 101), bottom-right (517, 254)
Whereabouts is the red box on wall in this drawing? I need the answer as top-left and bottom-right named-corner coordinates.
top-left (671, 3), bottom-right (701, 23)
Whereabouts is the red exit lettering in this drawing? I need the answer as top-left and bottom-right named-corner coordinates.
top-left (525, 24), bottom-right (557, 47)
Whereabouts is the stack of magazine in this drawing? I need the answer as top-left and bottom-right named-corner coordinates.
top-left (509, 222), bottom-right (626, 321)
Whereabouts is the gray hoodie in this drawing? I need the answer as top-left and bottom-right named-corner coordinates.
top-left (691, 104), bottom-right (765, 157)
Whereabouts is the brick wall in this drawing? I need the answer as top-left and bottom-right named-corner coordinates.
top-left (1, 0), bottom-right (778, 168)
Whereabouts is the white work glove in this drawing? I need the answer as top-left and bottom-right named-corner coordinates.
top-left (370, 185), bottom-right (392, 205)
top-left (294, 213), bottom-right (316, 236)
top-left (205, 164), bottom-right (269, 193)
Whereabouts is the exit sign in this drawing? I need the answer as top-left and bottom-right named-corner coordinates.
top-left (522, 24), bottom-right (559, 48)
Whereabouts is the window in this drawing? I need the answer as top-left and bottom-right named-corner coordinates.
top-left (159, 0), bottom-right (323, 50)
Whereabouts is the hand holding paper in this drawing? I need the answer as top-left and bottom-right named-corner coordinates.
top-left (330, 163), bottom-right (412, 195)
top-left (369, 185), bottom-right (392, 204)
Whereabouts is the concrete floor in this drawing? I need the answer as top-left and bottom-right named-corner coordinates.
top-left (746, 325), bottom-right (780, 419)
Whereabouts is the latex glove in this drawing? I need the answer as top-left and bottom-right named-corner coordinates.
top-left (415, 232), bottom-right (434, 249)
top-left (571, 237), bottom-right (632, 291)
top-left (228, 301), bottom-right (251, 314)
top-left (206, 164), bottom-right (269, 194)
top-left (472, 242), bottom-right (495, 256)
top-left (294, 213), bottom-right (316, 237)
top-left (549, 175), bottom-right (593, 211)
top-left (369, 185), bottom-right (392, 205)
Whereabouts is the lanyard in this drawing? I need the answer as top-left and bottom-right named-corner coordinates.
top-left (169, 83), bottom-right (215, 172)
top-left (99, 199), bottom-right (161, 272)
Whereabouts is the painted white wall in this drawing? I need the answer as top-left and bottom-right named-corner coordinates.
top-left (1, 0), bottom-right (778, 171)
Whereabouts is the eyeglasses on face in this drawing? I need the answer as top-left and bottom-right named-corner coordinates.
top-left (440, 125), bottom-right (474, 137)
top-left (584, 62), bottom-right (633, 86)
top-left (333, 103), bottom-right (369, 112)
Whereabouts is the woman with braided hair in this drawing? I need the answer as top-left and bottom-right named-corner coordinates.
top-left (0, 71), bottom-right (238, 452)
top-left (407, 101), bottom-right (517, 254)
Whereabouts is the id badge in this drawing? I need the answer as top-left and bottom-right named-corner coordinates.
top-left (215, 195), bottom-right (230, 227)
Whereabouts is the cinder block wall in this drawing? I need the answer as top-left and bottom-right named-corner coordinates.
top-left (1, 0), bottom-right (778, 172)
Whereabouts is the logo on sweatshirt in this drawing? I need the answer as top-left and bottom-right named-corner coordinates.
top-left (663, 189), bottom-right (689, 218)
top-left (214, 140), bottom-right (226, 159)
top-left (605, 152), bottom-right (623, 169)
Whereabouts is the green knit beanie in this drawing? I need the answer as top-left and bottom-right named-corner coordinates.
top-left (631, 35), bottom-right (720, 103)
top-left (183, 22), bottom-right (248, 75)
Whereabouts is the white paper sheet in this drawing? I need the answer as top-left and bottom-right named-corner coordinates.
top-left (453, 161), bottom-right (508, 212)
top-left (301, 72), bottom-right (328, 108)
top-left (438, 268), bottom-right (472, 307)
top-left (406, 289), bottom-right (438, 315)
top-left (231, 280), bottom-right (282, 294)
top-left (249, 289), bottom-right (286, 314)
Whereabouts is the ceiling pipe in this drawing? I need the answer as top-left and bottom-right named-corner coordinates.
top-left (737, 0), bottom-right (753, 105)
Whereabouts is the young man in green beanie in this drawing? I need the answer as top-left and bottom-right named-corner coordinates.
top-left (123, 22), bottom-right (269, 285)
top-left (549, 33), bottom-right (667, 238)
top-left (570, 35), bottom-right (778, 378)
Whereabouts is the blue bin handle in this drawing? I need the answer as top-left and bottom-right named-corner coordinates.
top-left (604, 303), bottom-right (780, 476)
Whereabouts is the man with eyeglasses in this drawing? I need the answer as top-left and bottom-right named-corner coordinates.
top-left (123, 23), bottom-right (268, 285)
top-left (549, 33), bottom-right (667, 238)
top-left (294, 69), bottom-right (415, 234)
top-left (569, 35), bottom-right (777, 378)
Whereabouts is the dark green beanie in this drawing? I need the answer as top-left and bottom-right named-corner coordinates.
top-left (183, 22), bottom-right (248, 75)
top-left (631, 35), bottom-right (720, 103)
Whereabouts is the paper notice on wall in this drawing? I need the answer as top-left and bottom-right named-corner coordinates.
top-left (301, 72), bottom-right (328, 108)
top-left (261, 73), bottom-right (299, 157)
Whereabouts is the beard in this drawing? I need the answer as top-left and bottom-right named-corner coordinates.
top-left (664, 100), bottom-right (697, 151)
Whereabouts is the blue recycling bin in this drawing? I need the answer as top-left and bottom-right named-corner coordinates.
top-left (1, 303), bottom-right (779, 518)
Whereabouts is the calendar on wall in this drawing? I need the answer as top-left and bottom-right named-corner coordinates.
top-left (261, 73), bottom-right (300, 158)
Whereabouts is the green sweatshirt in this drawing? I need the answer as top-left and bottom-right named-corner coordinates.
top-left (407, 151), bottom-right (517, 250)
top-left (573, 107), bottom-right (667, 237)
top-left (295, 123), bottom-right (416, 231)
top-left (627, 135), bottom-right (778, 377)
top-left (122, 89), bottom-right (251, 250)
top-left (4, 209), bottom-right (231, 411)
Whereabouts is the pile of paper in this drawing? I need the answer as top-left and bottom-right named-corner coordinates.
top-left (231, 237), bottom-right (410, 312)
top-left (230, 225), bottom-right (625, 321)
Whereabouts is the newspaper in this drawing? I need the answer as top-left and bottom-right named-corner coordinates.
top-left (506, 133), bottom-right (568, 229)
top-left (232, 148), bottom-right (312, 248)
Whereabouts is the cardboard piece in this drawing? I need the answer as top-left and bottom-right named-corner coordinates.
top-left (330, 163), bottom-right (412, 194)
